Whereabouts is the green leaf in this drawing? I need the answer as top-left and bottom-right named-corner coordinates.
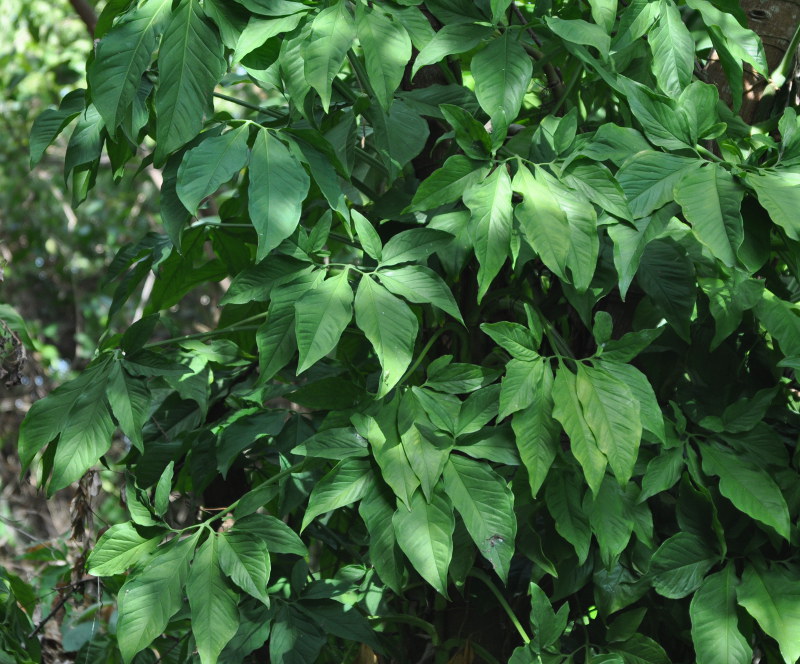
top-left (379, 228), bottom-right (454, 266)
top-left (187, 535), bottom-right (240, 664)
top-left (356, 3), bottom-right (411, 110)
top-left (440, 104), bottom-right (492, 160)
top-left (500, 358), bottom-right (536, 418)
top-left (154, 461), bottom-right (174, 516)
top-left (218, 531), bottom-right (270, 604)
top-left (301, 459), bottom-right (373, 531)
top-left (359, 483), bottom-right (404, 593)
top-left (221, 255), bottom-right (313, 306)
top-left (699, 442), bottom-right (791, 540)
top-left (746, 169), bottom-right (800, 241)
top-left (233, 14), bottom-right (303, 62)
top-left (456, 385), bottom-right (500, 436)
top-left (463, 166), bottom-right (513, 300)
top-left (755, 290), bottom-right (800, 356)
top-left (576, 363), bottom-right (641, 486)
top-left (585, 476), bottom-right (634, 567)
top-left (412, 24), bottom-right (491, 77)
top-left (443, 455), bottom-right (516, 583)
top-left (650, 532), bottom-right (717, 599)
top-left (377, 265), bottom-right (463, 323)
top-left (648, 0), bottom-right (694, 97)
top-left (30, 90), bottom-right (85, 168)
top-left (690, 565), bottom-right (752, 664)
top-left (88, 0), bottom-right (171, 130)
top-left (249, 128), bottom-right (311, 260)
top-left (270, 603), bottom-right (326, 664)
top-left (639, 447), bottom-right (684, 502)
top-left (353, 409), bottom-right (420, 508)
top-left (351, 209), bottom-right (383, 261)
top-left (294, 270), bottom-right (354, 373)
top-left (597, 360), bottom-right (664, 443)
top-left (617, 78), bottom-right (692, 150)
top-left (617, 151), bottom-right (699, 219)
top-left (176, 126), bottom-right (250, 214)
top-left (675, 164), bottom-right (744, 267)
top-left (155, 0), bottom-right (226, 160)
top-left (107, 362), bottom-right (151, 454)
top-left (117, 534), bottom-right (197, 663)
top-left (303, 1), bottom-right (355, 111)
top-left (409, 155), bottom-right (488, 212)
top-left (392, 488), bottom-right (455, 596)
top-left (562, 162), bottom-right (633, 222)
top-left (737, 564), bottom-right (800, 664)
top-left (637, 239), bottom-right (696, 341)
top-left (232, 513), bottom-right (307, 556)
top-left (471, 33), bottom-right (532, 130)
top-left (552, 365), bottom-right (607, 496)
top-left (589, 0), bottom-right (617, 32)
top-left (480, 321), bottom-right (539, 360)
top-left (292, 427), bottom-right (369, 460)
top-left (354, 276), bottom-right (418, 397)
top-left (545, 469), bottom-right (591, 564)
top-left (86, 522), bottom-right (161, 576)
top-left (511, 358), bottom-right (560, 497)
top-left (426, 362), bottom-right (500, 394)
top-left (546, 17), bottom-right (611, 57)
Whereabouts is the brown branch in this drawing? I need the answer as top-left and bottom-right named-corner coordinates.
top-left (68, 0), bottom-right (97, 37)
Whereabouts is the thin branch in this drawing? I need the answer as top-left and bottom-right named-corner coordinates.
top-left (68, 0), bottom-right (97, 37)
top-left (512, 7), bottom-right (566, 104)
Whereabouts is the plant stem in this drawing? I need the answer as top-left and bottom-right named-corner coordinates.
top-left (468, 569), bottom-right (531, 645)
top-left (145, 313), bottom-right (268, 349)
top-left (213, 91), bottom-right (286, 119)
top-left (399, 326), bottom-right (448, 385)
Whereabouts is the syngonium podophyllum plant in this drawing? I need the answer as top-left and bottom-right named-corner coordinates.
top-left (19, 0), bottom-right (800, 661)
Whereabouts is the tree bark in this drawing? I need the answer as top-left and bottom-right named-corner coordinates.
top-left (68, 0), bottom-right (97, 38)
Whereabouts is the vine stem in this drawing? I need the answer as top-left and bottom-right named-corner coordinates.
top-left (212, 91), bottom-right (286, 119)
top-left (144, 312), bottom-right (269, 349)
top-left (399, 326), bottom-right (449, 385)
top-left (468, 569), bottom-right (531, 644)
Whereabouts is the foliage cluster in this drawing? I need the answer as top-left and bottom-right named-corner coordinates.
top-left (9, 0), bottom-right (800, 662)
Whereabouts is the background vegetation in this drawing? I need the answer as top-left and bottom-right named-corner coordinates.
top-left (3, 0), bottom-right (800, 663)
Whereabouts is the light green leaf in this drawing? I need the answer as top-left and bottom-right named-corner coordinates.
top-left (218, 531), bottom-right (270, 604)
top-left (107, 362), bottom-right (151, 454)
top-left (30, 90), bottom-right (85, 168)
top-left (617, 151), bottom-right (699, 219)
top-left (87, 522), bottom-right (161, 576)
top-left (356, 3), bottom-right (411, 110)
top-left (302, 459), bottom-right (373, 531)
top-left (464, 166), bottom-right (513, 301)
top-left (393, 488), bottom-right (455, 596)
top-left (176, 126), bottom-right (250, 214)
top-left (648, 0), bottom-right (694, 97)
top-left (399, 421), bottom-right (450, 501)
top-left (443, 454), bottom-right (516, 583)
top-left (500, 358), bottom-right (536, 419)
top-left (737, 564), bottom-right (800, 664)
top-left (188, 534), bottom-right (240, 664)
top-left (303, 1), bottom-right (356, 111)
top-left (699, 442), bottom-right (791, 540)
top-left (562, 162), bottom-right (633, 222)
top-left (552, 366), bottom-right (606, 496)
top-left (576, 363), bottom-right (641, 486)
top-left (651, 532), bottom-right (717, 599)
top-left (545, 470), bottom-right (591, 564)
top-left (472, 32), bottom-right (532, 130)
top-left (746, 169), bottom-right (800, 241)
top-left (639, 447), bottom-right (683, 502)
top-left (354, 276), bottom-right (418, 397)
top-left (117, 534), bottom-right (197, 663)
top-left (456, 385), bottom-right (501, 436)
top-left (249, 128), bottom-right (311, 260)
top-left (480, 321), bottom-right (539, 361)
top-left (546, 17), bottom-right (611, 57)
top-left (351, 210), bottom-right (383, 261)
top-left (412, 24), bottom-right (491, 77)
top-left (232, 513), bottom-right (307, 556)
top-left (617, 78), bottom-right (693, 150)
top-left (409, 155), bottom-right (488, 212)
top-left (690, 565), bottom-right (752, 664)
top-left (377, 265), bottom-right (463, 323)
top-left (256, 302), bottom-right (296, 382)
top-left (675, 164), bottom-right (744, 267)
top-left (512, 358), bottom-right (560, 497)
top-left (88, 0), bottom-right (171, 130)
top-left (294, 270), bottom-right (354, 373)
top-left (155, 0), bottom-right (226, 160)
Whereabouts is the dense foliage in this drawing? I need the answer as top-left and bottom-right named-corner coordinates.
top-left (9, 0), bottom-right (800, 662)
